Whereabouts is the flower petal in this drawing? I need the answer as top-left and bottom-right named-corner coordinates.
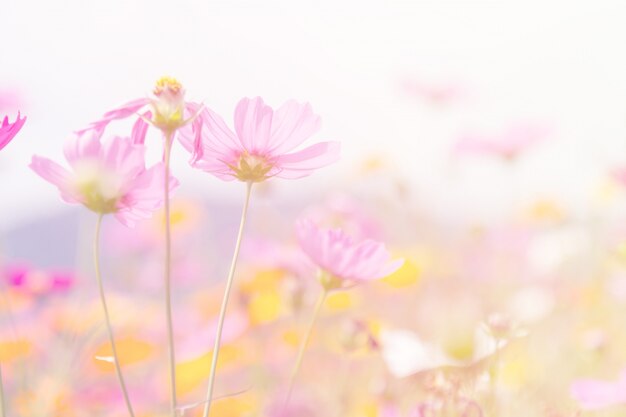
top-left (275, 141), bottom-right (340, 179)
top-left (234, 97), bottom-right (273, 153)
top-left (0, 112), bottom-right (26, 151)
top-left (75, 97), bottom-right (150, 135)
top-left (269, 100), bottom-right (321, 154)
top-left (29, 156), bottom-right (81, 203)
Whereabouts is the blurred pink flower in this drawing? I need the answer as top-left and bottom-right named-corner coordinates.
top-left (76, 77), bottom-right (202, 149)
top-left (296, 219), bottom-right (402, 288)
top-left (453, 123), bottom-right (551, 160)
top-left (570, 370), bottom-right (626, 410)
top-left (301, 194), bottom-right (383, 241)
top-left (177, 309), bottom-right (248, 360)
top-left (610, 167), bottom-right (626, 187)
top-left (0, 89), bottom-right (24, 113)
top-left (266, 391), bottom-right (317, 417)
top-left (0, 112), bottom-right (26, 151)
top-left (182, 97), bottom-right (340, 182)
top-left (400, 78), bottom-right (466, 106)
top-left (2, 263), bottom-right (74, 296)
top-left (241, 237), bottom-right (314, 279)
top-left (30, 131), bottom-right (177, 227)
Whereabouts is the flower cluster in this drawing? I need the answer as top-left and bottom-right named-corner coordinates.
top-left (10, 77), bottom-right (409, 417)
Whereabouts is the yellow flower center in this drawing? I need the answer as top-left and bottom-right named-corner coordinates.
top-left (153, 76), bottom-right (183, 96)
top-left (228, 152), bottom-right (274, 182)
top-left (74, 161), bottom-right (121, 214)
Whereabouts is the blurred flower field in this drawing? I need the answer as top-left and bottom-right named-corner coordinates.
top-left (2, 8), bottom-right (626, 414)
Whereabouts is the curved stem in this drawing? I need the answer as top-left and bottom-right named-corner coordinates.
top-left (202, 181), bottom-right (253, 417)
top-left (93, 214), bottom-right (135, 417)
top-left (163, 133), bottom-right (177, 417)
top-left (284, 288), bottom-right (327, 409)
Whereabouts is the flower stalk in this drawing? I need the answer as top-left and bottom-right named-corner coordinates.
top-left (202, 181), bottom-right (253, 417)
top-left (284, 287), bottom-right (328, 409)
top-left (163, 132), bottom-right (178, 417)
top-left (93, 213), bottom-right (135, 417)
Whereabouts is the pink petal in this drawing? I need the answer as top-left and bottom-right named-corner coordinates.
top-left (63, 130), bottom-right (103, 166)
top-left (29, 156), bottom-right (81, 203)
top-left (131, 111), bottom-right (152, 145)
top-left (0, 112), bottom-right (26, 151)
top-left (75, 97), bottom-right (150, 135)
top-left (571, 379), bottom-right (626, 410)
top-left (186, 107), bottom-right (240, 157)
top-left (268, 100), bottom-right (321, 154)
top-left (100, 136), bottom-right (145, 179)
top-left (275, 141), bottom-right (340, 179)
top-left (116, 162), bottom-right (178, 228)
top-left (234, 97), bottom-right (273, 153)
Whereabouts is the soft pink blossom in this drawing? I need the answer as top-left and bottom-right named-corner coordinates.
top-left (400, 77), bottom-right (466, 106)
top-left (0, 112), bottom-right (26, 151)
top-left (241, 237), bottom-right (315, 279)
top-left (301, 194), bottom-right (384, 241)
top-left (570, 370), bottom-right (626, 410)
top-left (453, 123), bottom-right (551, 160)
top-left (0, 89), bottom-right (25, 113)
top-left (30, 131), bottom-right (177, 227)
top-left (75, 77), bottom-right (202, 149)
top-left (296, 219), bottom-right (402, 287)
top-left (610, 167), bottom-right (626, 187)
top-left (181, 97), bottom-right (340, 182)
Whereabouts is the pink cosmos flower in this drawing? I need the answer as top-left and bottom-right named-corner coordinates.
top-left (76, 77), bottom-right (202, 147)
top-left (570, 369), bottom-right (626, 410)
top-left (295, 219), bottom-right (402, 289)
top-left (0, 112), bottom-right (26, 151)
top-left (30, 130), bottom-right (177, 227)
top-left (453, 123), bottom-right (551, 160)
top-left (181, 97), bottom-right (340, 182)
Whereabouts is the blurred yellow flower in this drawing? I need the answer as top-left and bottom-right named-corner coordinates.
top-left (248, 289), bottom-right (284, 325)
top-left (93, 337), bottom-right (154, 371)
top-left (381, 258), bottom-right (421, 287)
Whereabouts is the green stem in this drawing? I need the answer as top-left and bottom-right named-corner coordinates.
top-left (284, 288), bottom-right (328, 409)
top-left (163, 133), bottom-right (177, 417)
top-left (202, 181), bottom-right (253, 417)
top-left (93, 214), bottom-right (135, 417)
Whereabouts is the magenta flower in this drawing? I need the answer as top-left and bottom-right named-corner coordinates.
top-left (0, 112), bottom-right (26, 151)
top-left (76, 76), bottom-right (202, 146)
top-left (182, 97), bottom-right (340, 182)
top-left (296, 219), bottom-right (403, 290)
top-left (571, 370), bottom-right (626, 410)
top-left (30, 131), bottom-right (177, 227)
top-left (3, 263), bottom-right (74, 296)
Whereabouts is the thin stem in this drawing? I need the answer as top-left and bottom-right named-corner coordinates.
top-left (163, 133), bottom-right (177, 417)
top-left (202, 181), bottom-right (253, 417)
top-left (284, 288), bottom-right (328, 409)
top-left (0, 364), bottom-right (5, 417)
top-left (93, 214), bottom-right (135, 417)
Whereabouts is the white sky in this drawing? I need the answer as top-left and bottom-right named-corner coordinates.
top-left (2, 0), bottom-right (626, 229)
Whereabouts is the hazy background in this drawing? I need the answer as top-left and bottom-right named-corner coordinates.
top-left (2, 0), bottom-right (626, 229)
